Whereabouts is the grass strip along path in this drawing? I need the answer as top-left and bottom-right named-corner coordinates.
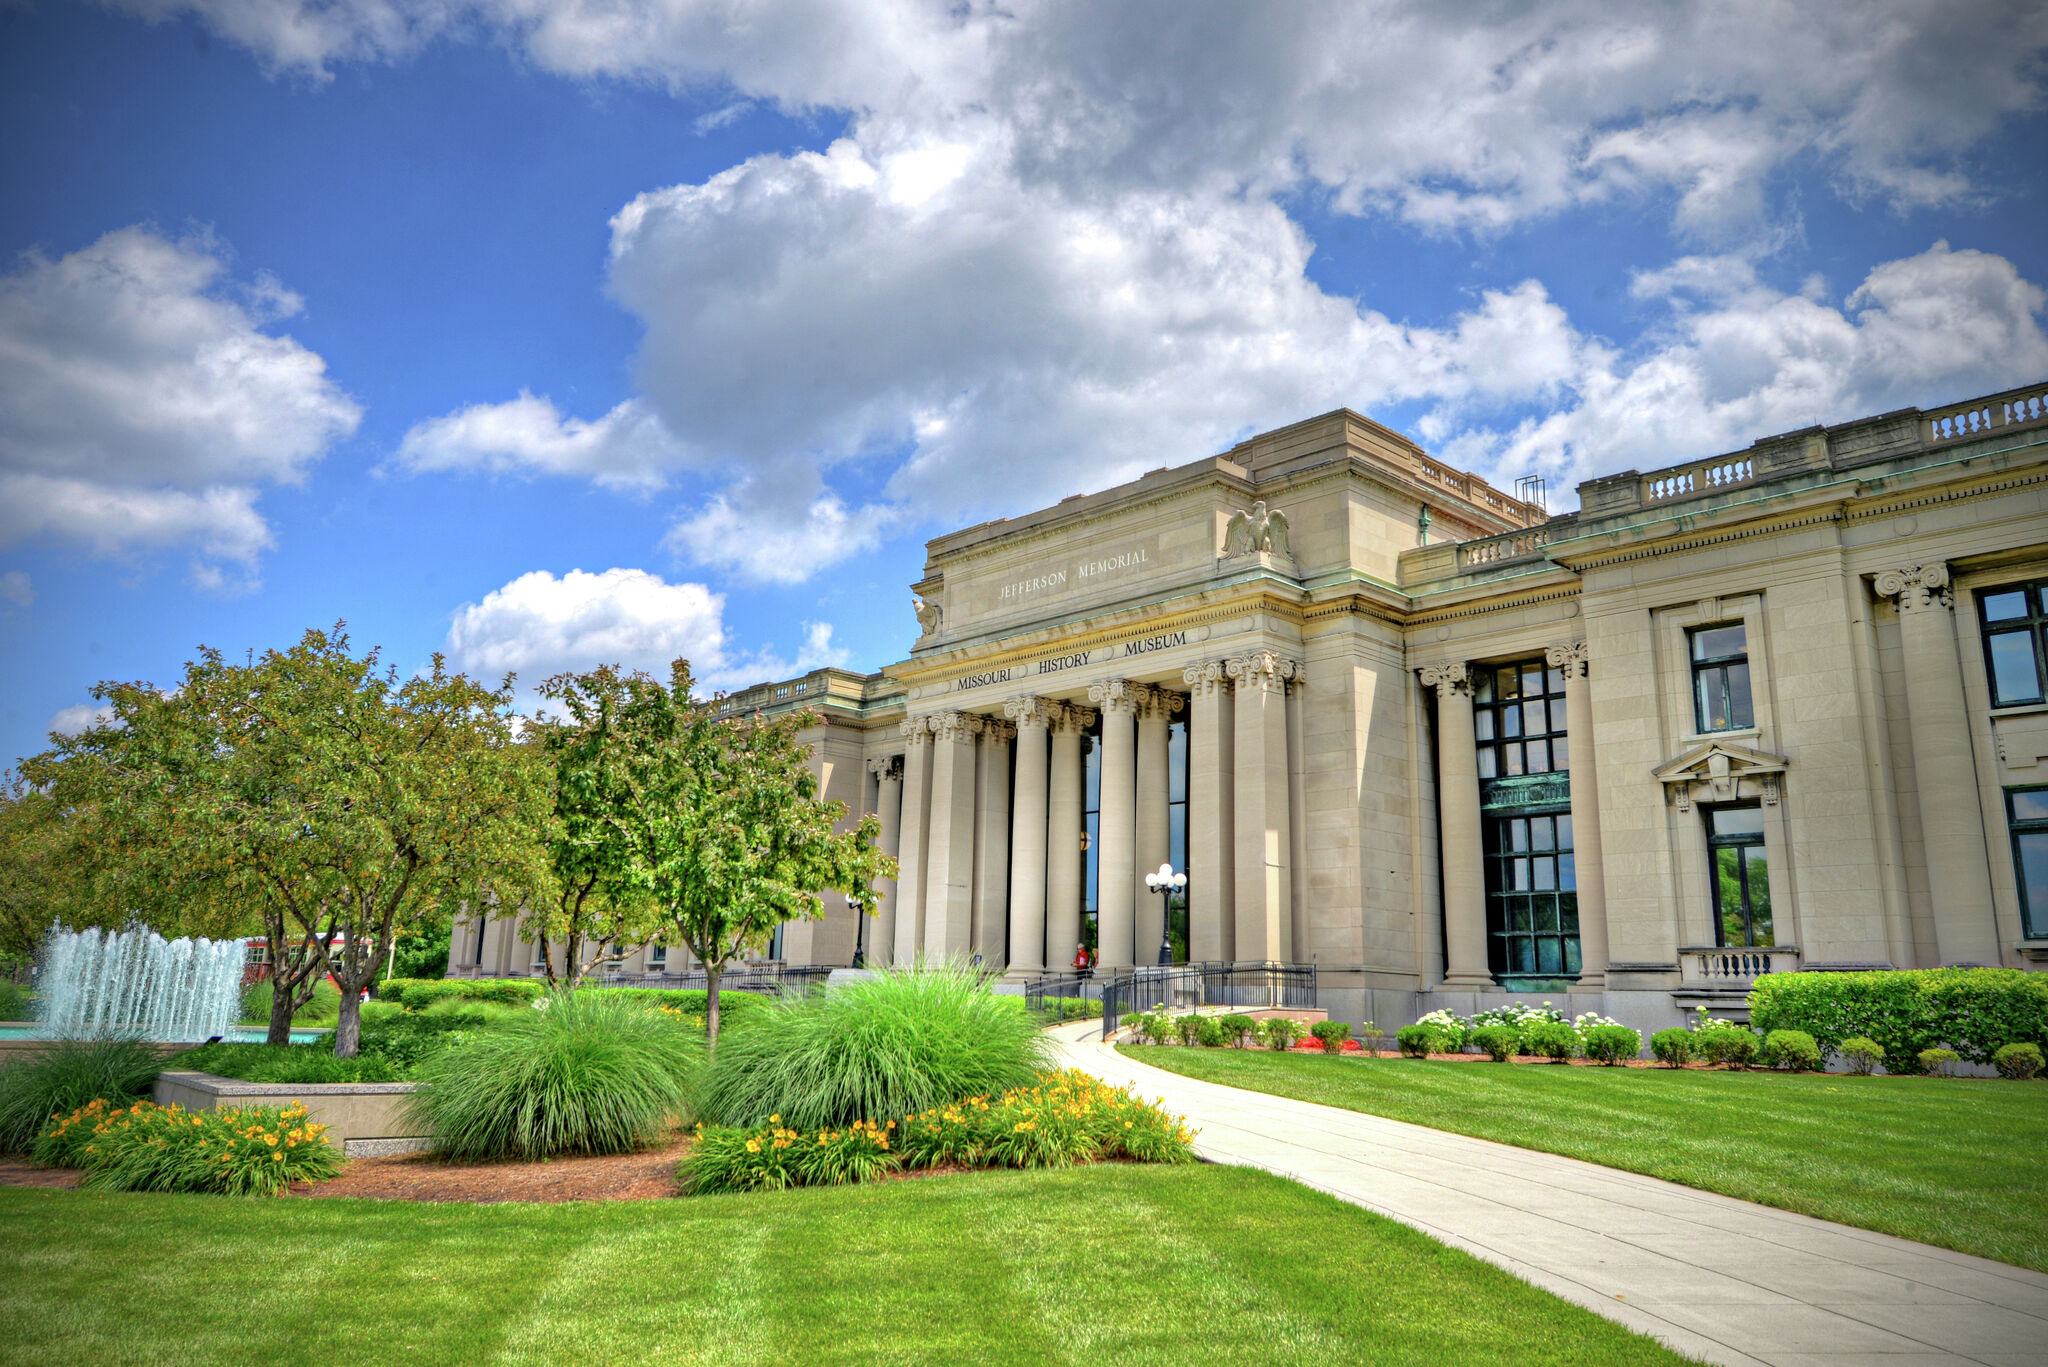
top-left (0, 1166), bottom-right (1694, 1367)
top-left (1121, 1046), bottom-right (2048, 1273)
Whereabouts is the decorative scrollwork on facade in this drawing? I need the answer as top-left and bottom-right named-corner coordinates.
top-left (1087, 678), bottom-right (1185, 718)
top-left (1417, 661), bottom-right (1472, 696)
top-left (979, 717), bottom-right (1017, 744)
top-left (1544, 640), bottom-right (1590, 677)
top-left (1874, 563), bottom-right (1953, 613)
top-left (899, 716), bottom-right (935, 747)
top-left (1048, 702), bottom-right (1097, 735)
top-left (866, 754), bottom-right (903, 782)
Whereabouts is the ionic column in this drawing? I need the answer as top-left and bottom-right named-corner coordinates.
top-left (1877, 565), bottom-right (2001, 964)
top-left (922, 711), bottom-right (983, 961)
top-left (1133, 686), bottom-right (1183, 964)
top-left (1422, 662), bottom-right (1491, 987)
top-left (1046, 703), bottom-right (1095, 971)
top-left (1183, 662), bottom-right (1234, 961)
top-left (1003, 698), bottom-right (1056, 974)
top-left (1547, 641), bottom-right (1608, 987)
top-left (891, 718), bottom-right (934, 964)
top-left (1088, 680), bottom-right (1140, 969)
top-left (1227, 653), bottom-right (1299, 963)
top-left (971, 718), bottom-right (1014, 965)
top-left (866, 755), bottom-right (904, 966)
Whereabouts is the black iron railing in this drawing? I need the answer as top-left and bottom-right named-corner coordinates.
top-left (1098, 961), bottom-right (1317, 1036)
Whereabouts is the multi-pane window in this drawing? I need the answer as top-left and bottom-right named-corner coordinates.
top-left (1166, 717), bottom-right (1189, 962)
top-left (1483, 811), bottom-right (1579, 978)
top-left (1690, 625), bottom-right (1754, 733)
top-left (648, 943), bottom-right (667, 972)
top-left (1474, 660), bottom-right (1569, 779)
top-left (1979, 580), bottom-right (2048, 707)
top-left (1081, 728), bottom-right (1102, 957)
top-left (2009, 787), bottom-right (2048, 940)
top-left (1707, 805), bottom-right (1773, 947)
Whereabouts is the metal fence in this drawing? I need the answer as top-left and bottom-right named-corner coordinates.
top-left (597, 964), bottom-right (832, 996)
top-left (1099, 961), bottom-right (1317, 1036)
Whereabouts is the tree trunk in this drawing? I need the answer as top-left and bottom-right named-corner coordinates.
top-left (333, 985), bottom-right (362, 1058)
top-left (265, 971), bottom-right (295, 1046)
top-left (705, 959), bottom-right (722, 1056)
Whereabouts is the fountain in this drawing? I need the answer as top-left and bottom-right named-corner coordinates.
top-left (33, 925), bottom-right (247, 1041)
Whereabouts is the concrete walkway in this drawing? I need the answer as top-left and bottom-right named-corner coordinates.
top-left (1049, 1021), bottom-right (2048, 1367)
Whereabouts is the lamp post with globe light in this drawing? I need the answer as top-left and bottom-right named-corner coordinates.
top-left (1144, 863), bottom-right (1187, 966)
top-left (848, 890), bottom-right (870, 969)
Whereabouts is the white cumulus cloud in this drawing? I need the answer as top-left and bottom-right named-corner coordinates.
top-left (395, 392), bottom-right (690, 492)
top-left (444, 566), bottom-right (849, 709)
top-left (0, 571), bottom-right (30, 609)
top-left (48, 702), bottom-right (115, 737)
top-left (0, 226), bottom-right (361, 585)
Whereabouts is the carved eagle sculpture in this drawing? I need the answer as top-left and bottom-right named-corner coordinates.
top-left (913, 594), bottom-right (942, 637)
top-left (1223, 500), bottom-right (1292, 557)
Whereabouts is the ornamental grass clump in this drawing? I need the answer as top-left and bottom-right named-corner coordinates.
top-left (34, 1098), bottom-right (342, 1196)
top-left (0, 1036), bottom-right (163, 1153)
top-left (693, 964), bottom-right (1051, 1132)
top-left (407, 991), bottom-right (703, 1160)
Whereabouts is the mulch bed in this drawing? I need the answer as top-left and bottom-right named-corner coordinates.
top-left (287, 1136), bottom-right (697, 1203)
top-left (0, 1157), bottom-right (81, 1190)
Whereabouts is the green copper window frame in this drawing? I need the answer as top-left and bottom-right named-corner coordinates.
top-left (2008, 786), bottom-right (2048, 941)
top-left (1707, 803), bottom-right (1773, 947)
top-left (1690, 625), bottom-right (1755, 733)
top-left (1482, 808), bottom-right (1579, 981)
top-left (1978, 579), bottom-right (2048, 708)
top-left (1472, 658), bottom-right (1570, 780)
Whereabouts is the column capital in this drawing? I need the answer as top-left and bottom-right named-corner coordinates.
top-left (978, 717), bottom-right (1017, 744)
top-left (1004, 694), bottom-right (1061, 729)
top-left (867, 754), bottom-right (903, 782)
top-left (1875, 563), bottom-right (1953, 613)
top-left (1544, 640), bottom-right (1590, 677)
top-left (1134, 686), bottom-right (1185, 722)
top-left (1225, 652), bottom-right (1302, 694)
top-left (1049, 701), bottom-right (1097, 735)
top-left (1182, 660), bottom-right (1231, 697)
top-left (899, 716), bottom-right (936, 747)
top-left (927, 710), bottom-right (985, 744)
top-left (1087, 678), bottom-right (1140, 714)
top-left (1418, 661), bottom-right (1472, 696)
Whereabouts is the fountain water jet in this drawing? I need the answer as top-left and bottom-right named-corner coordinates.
top-left (35, 925), bottom-right (246, 1041)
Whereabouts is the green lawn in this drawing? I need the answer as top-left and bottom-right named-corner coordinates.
top-left (1120, 1046), bottom-right (2048, 1271)
top-left (0, 1166), bottom-right (1693, 1367)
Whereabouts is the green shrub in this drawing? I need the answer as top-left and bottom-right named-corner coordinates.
top-left (1395, 1024), bottom-right (1434, 1058)
top-left (416, 998), bottom-right (530, 1027)
top-left (1839, 1036), bottom-right (1884, 1075)
top-left (1259, 1017), bottom-right (1302, 1051)
top-left (1748, 968), bottom-right (2048, 1073)
top-left (693, 965), bottom-right (1053, 1133)
top-left (1174, 1014), bottom-right (1204, 1046)
top-left (586, 988), bottom-right (767, 1029)
top-left (239, 977), bottom-right (342, 1025)
top-left (393, 978), bottom-right (547, 1011)
top-left (1195, 1017), bottom-right (1229, 1048)
top-left (1582, 1024), bottom-right (1642, 1066)
top-left (1523, 1021), bottom-right (1580, 1061)
top-left (0, 980), bottom-right (32, 1020)
top-left (1698, 1025), bottom-right (1758, 1068)
top-left (1919, 1047), bottom-right (1962, 1077)
top-left (175, 1041), bottom-right (404, 1085)
top-left (1993, 1041), bottom-right (2044, 1080)
top-left (407, 992), bottom-right (704, 1159)
top-left (679, 1069), bottom-right (1193, 1195)
top-left (1216, 1014), bottom-right (1257, 1048)
top-left (1762, 1029), bottom-right (1822, 1072)
top-left (1309, 1021), bottom-right (1352, 1054)
top-left (1649, 1028), bottom-right (1695, 1067)
top-left (374, 977), bottom-right (432, 1005)
top-left (0, 1037), bottom-right (165, 1153)
top-left (1469, 1025), bottom-right (1518, 1062)
top-left (36, 1097), bottom-right (341, 1195)
top-left (354, 1010), bottom-right (494, 1070)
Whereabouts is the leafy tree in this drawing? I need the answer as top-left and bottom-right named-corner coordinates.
top-left (24, 627), bottom-right (537, 1056)
top-left (540, 661), bottom-right (893, 1047)
top-left (512, 690), bottom-right (661, 988)
top-left (0, 780), bottom-right (96, 964)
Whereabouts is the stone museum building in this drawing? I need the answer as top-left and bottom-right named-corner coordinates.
top-left (455, 381), bottom-right (2048, 1033)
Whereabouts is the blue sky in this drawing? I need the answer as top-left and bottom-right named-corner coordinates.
top-left (3, 0), bottom-right (2047, 770)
